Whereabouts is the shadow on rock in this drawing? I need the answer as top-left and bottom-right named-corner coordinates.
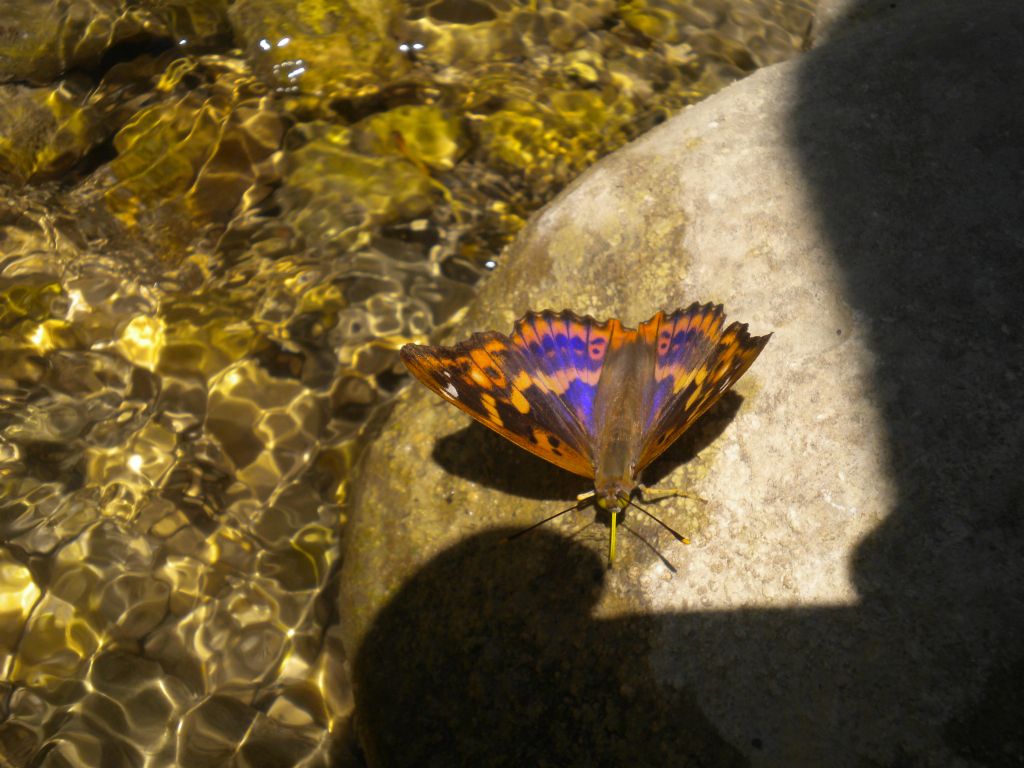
top-left (788, 0), bottom-right (1024, 762)
top-left (353, 529), bottom-right (747, 768)
top-left (431, 393), bottom-right (745, 500)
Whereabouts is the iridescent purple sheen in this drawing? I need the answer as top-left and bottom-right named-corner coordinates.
top-left (564, 378), bottom-right (598, 432)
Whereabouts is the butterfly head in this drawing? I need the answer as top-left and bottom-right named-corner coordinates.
top-left (595, 485), bottom-right (632, 511)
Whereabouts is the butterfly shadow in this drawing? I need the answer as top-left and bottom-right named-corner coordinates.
top-left (430, 392), bottom-right (746, 502)
top-left (641, 391), bottom-right (745, 490)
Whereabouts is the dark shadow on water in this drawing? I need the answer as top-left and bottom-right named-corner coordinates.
top-left (431, 392), bottom-right (744, 501)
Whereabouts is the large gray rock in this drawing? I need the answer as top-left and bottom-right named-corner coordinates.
top-left (340, 1), bottom-right (1024, 765)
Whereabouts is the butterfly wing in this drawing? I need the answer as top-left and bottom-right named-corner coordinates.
top-left (508, 309), bottom-right (622, 440)
top-left (635, 303), bottom-right (770, 471)
top-left (401, 314), bottom-right (610, 479)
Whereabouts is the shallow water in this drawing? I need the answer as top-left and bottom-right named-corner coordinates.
top-left (0, 1), bottom-right (813, 764)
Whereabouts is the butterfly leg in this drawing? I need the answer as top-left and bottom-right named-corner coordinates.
top-left (637, 484), bottom-right (707, 505)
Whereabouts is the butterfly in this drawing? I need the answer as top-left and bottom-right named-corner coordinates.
top-left (400, 303), bottom-right (770, 566)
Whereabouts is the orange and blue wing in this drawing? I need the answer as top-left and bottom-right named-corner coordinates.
top-left (400, 327), bottom-right (598, 479)
top-left (636, 303), bottom-right (770, 470)
top-left (509, 310), bottom-right (623, 439)
top-left (401, 305), bottom-right (768, 483)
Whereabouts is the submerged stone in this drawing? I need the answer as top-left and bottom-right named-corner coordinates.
top-left (229, 0), bottom-right (410, 99)
top-left (96, 56), bottom-right (283, 257)
top-left (0, 80), bottom-right (106, 183)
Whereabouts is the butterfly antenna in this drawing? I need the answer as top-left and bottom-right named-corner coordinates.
top-left (621, 523), bottom-right (678, 574)
top-left (505, 501), bottom-right (580, 542)
top-left (627, 498), bottom-right (690, 545)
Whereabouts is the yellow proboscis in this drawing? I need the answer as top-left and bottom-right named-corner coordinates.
top-left (609, 510), bottom-right (618, 565)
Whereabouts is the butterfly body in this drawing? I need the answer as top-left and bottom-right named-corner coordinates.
top-left (589, 333), bottom-right (657, 509)
top-left (401, 303), bottom-right (770, 564)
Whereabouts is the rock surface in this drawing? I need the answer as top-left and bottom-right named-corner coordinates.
top-left (340, 1), bottom-right (1024, 765)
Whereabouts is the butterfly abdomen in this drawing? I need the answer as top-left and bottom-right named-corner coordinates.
top-left (592, 333), bottom-right (657, 498)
